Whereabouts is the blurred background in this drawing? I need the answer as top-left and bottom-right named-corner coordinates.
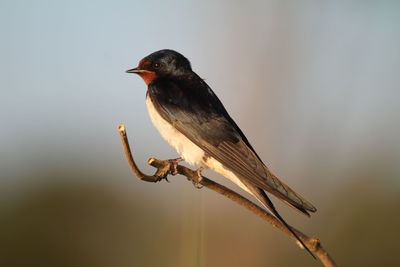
top-left (1, 1), bottom-right (399, 266)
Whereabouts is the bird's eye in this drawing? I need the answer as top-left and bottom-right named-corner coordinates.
top-left (153, 63), bottom-right (161, 69)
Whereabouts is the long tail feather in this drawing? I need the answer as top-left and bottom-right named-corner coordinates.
top-left (245, 183), bottom-right (316, 259)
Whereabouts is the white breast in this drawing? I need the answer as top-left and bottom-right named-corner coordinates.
top-left (146, 95), bottom-right (251, 194)
top-left (146, 95), bottom-right (206, 167)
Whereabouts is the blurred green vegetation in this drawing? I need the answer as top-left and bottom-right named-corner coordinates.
top-left (1, 164), bottom-right (399, 267)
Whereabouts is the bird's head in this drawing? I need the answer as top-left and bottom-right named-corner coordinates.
top-left (126, 49), bottom-right (192, 85)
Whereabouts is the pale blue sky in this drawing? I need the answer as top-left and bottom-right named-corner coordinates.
top-left (1, 0), bottom-right (399, 192)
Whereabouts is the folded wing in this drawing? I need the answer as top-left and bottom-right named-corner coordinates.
top-left (148, 79), bottom-right (316, 215)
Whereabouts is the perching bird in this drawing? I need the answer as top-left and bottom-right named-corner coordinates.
top-left (127, 49), bottom-right (317, 257)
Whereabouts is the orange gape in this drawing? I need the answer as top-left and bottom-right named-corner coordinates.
top-left (138, 71), bottom-right (156, 85)
top-left (137, 59), bottom-right (157, 85)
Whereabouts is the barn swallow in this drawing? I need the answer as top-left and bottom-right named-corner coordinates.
top-left (126, 49), bottom-right (317, 258)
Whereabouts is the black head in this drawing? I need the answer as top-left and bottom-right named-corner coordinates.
top-left (126, 49), bottom-right (192, 84)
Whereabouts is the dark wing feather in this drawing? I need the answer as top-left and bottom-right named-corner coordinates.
top-left (148, 77), bottom-right (316, 214)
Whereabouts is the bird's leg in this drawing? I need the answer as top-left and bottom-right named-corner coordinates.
top-left (168, 157), bottom-right (183, 175)
top-left (153, 157), bottom-right (183, 182)
top-left (192, 167), bottom-right (204, 189)
top-left (154, 162), bottom-right (171, 182)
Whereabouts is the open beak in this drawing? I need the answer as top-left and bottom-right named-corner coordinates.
top-left (126, 67), bottom-right (149, 74)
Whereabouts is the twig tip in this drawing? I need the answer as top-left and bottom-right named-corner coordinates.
top-left (118, 124), bottom-right (126, 132)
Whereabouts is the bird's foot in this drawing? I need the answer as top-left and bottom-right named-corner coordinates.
top-left (192, 167), bottom-right (204, 189)
top-left (154, 162), bottom-right (171, 182)
top-left (168, 157), bottom-right (183, 175)
top-left (153, 157), bottom-right (183, 182)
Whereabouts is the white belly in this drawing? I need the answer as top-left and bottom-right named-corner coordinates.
top-left (146, 95), bottom-right (251, 194)
top-left (205, 157), bottom-right (251, 194)
top-left (146, 95), bottom-right (206, 167)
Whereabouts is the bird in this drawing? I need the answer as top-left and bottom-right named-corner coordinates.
top-left (126, 49), bottom-right (317, 258)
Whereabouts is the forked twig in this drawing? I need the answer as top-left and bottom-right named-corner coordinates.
top-left (118, 124), bottom-right (337, 267)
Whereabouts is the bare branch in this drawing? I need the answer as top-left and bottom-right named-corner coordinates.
top-left (118, 124), bottom-right (337, 267)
